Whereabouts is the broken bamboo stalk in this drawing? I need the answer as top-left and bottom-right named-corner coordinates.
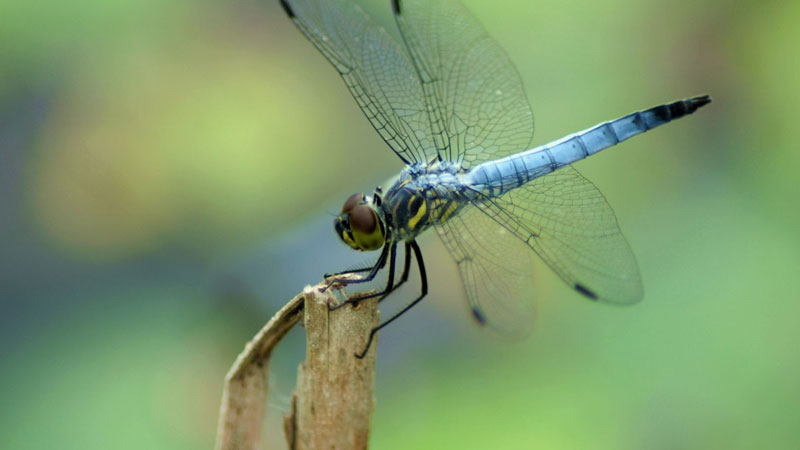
top-left (215, 277), bottom-right (379, 450)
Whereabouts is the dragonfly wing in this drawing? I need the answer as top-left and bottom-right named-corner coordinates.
top-left (475, 165), bottom-right (643, 304)
top-left (435, 204), bottom-right (536, 336)
top-left (281, 0), bottom-right (436, 165)
top-left (392, 0), bottom-right (535, 167)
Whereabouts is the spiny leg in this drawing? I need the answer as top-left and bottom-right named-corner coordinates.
top-left (321, 242), bottom-right (390, 293)
top-left (323, 266), bottom-right (372, 279)
top-left (337, 240), bottom-right (413, 307)
top-left (356, 240), bottom-right (428, 359)
top-left (329, 243), bottom-right (397, 311)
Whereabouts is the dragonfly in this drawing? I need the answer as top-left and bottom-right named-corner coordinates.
top-left (279, 0), bottom-right (710, 358)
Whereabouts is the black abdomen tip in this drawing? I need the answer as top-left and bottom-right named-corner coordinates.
top-left (690, 95), bottom-right (712, 109)
top-left (574, 283), bottom-right (599, 300)
top-left (682, 95), bottom-right (712, 115)
top-left (279, 0), bottom-right (295, 17)
top-left (654, 94), bottom-right (712, 122)
top-left (391, 0), bottom-right (401, 14)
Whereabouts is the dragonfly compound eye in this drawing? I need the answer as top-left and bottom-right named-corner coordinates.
top-left (350, 204), bottom-right (376, 234)
top-left (341, 193), bottom-right (364, 214)
top-left (349, 204), bottom-right (384, 251)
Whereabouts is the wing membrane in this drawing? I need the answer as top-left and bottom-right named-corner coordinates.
top-left (282, 0), bottom-right (436, 164)
top-left (474, 166), bottom-right (643, 304)
top-left (435, 204), bottom-right (536, 336)
top-left (393, 0), bottom-right (535, 168)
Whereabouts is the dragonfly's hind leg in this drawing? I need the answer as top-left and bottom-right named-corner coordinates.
top-left (356, 240), bottom-right (428, 359)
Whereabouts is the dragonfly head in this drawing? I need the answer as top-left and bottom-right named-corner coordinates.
top-left (334, 193), bottom-right (385, 251)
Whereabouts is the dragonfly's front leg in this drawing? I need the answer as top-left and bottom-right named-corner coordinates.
top-left (322, 266), bottom-right (371, 279)
top-left (321, 242), bottom-right (391, 297)
top-left (337, 241), bottom-right (412, 306)
top-left (328, 243), bottom-right (403, 312)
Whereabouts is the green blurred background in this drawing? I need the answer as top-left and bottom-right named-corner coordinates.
top-left (1, 0), bottom-right (798, 448)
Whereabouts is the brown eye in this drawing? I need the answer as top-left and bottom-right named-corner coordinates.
top-left (349, 204), bottom-right (377, 234)
top-left (341, 193), bottom-right (364, 213)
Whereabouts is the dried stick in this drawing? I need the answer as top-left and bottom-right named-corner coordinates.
top-left (284, 287), bottom-right (379, 450)
top-left (215, 277), bottom-right (379, 450)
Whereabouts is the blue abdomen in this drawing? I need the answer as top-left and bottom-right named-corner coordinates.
top-left (466, 96), bottom-right (710, 197)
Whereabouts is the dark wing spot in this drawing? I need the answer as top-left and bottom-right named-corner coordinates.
top-left (471, 307), bottom-right (487, 325)
top-left (391, 0), bottom-right (402, 15)
top-left (279, 0), bottom-right (295, 18)
top-left (574, 283), bottom-right (599, 301)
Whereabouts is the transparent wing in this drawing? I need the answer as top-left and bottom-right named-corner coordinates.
top-left (435, 204), bottom-right (536, 336)
top-left (392, 0), bottom-right (535, 168)
top-left (474, 166), bottom-right (643, 304)
top-left (281, 0), bottom-right (436, 164)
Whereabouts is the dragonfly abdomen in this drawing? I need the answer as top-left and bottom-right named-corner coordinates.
top-left (466, 95), bottom-right (711, 197)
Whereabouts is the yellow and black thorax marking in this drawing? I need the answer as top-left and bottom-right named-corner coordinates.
top-left (387, 182), bottom-right (464, 241)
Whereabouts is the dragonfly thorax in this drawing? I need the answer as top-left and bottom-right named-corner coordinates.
top-left (382, 164), bottom-right (470, 242)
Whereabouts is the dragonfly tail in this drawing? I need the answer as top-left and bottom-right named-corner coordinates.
top-left (466, 95), bottom-right (712, 197)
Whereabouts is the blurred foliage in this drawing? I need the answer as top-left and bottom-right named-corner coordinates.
top-left (1, 0), bottom-right (798, 449)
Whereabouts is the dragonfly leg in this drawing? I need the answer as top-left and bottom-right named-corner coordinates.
top-left (381, 241), bottom-right (414, 301)
top-left (323, 266), bottom-right (372, 279)
top-left (322, 255), bottom-right (384, 282)
top-left (335, 241), bottom-right (413, 307)
top-left (329, 243), bottom-right (397, 311)
top-left (356, 240), bottom-right (427, 359)
top-left (321, 243), bottom-right (390, 294)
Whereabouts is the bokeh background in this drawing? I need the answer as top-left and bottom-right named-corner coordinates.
top-left (2, 0), bottom-right (798, 448)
